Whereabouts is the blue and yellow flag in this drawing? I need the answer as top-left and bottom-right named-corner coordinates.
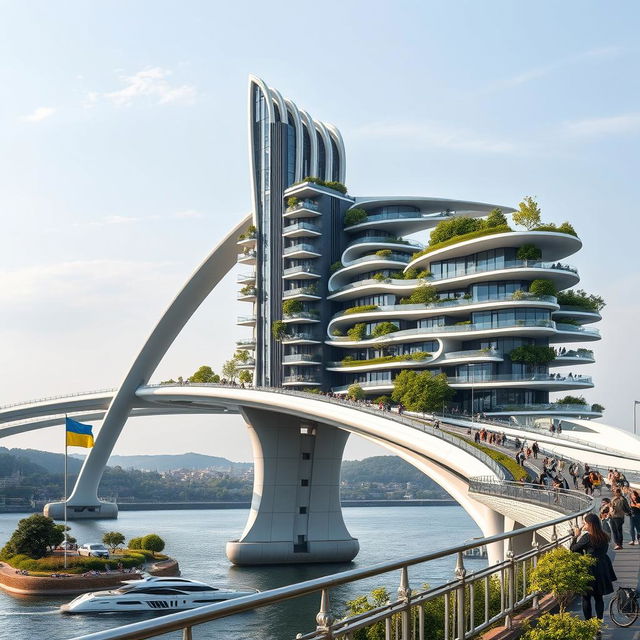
top-left (65, 417), bottom-right (94, 448)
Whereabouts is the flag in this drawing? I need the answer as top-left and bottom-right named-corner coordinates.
top-left (65, 417), bottom-right (94, 448)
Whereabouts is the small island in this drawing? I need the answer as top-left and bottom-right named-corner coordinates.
top-left (0, 514), bottom-right (178, 596)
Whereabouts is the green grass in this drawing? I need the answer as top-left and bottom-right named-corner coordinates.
top-left (411, 225), bottom-right (513, 260)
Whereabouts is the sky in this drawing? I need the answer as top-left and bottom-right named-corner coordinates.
top-left (0, 1), bottom-right (639, 461)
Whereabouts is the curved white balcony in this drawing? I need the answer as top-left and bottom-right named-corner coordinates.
top-left (283, 354), bottom-right (322, 366)
top-left (550, 349), bottom-right (595, 367)
top-left (282, 312), bottom-right (320, 324)
top-left (236, 358), bottom-right (256, 370)
top-left (552, 306), bottom-right (602, 325)
top-left (236, 339), bottom-right (256, 350)
top-left (447, 373), bottom-right (593, 391)
top-left (281, 333), bottom-right (321, 345)
top-left (237, 315), bottom-right (256, 327)
top-left (237, 287), bottom-right (257, 302)
top-left (407, 230), bottom-right (582, 272)
top-left (283, 200), bottom-right (321, 219)
top-left (332, 379), bottom-right (394, 394)
top-left (236, 234), bottom-right (257, 249)
top-left (282, 375), bottom-right (322, 386)
top-left (283, 243), bottom-right (321, 259)
top-left (326, 355), bottom-right (432, 373)
top-left (284, 180), bottom-right (353, 201)
top-left (237, 272), bottom-right (256, 284)
top-left (327, 295), bottom-right (558, 336)
top-left (329, 255), bottom-right (411, 291)
top-left (342, 238), bottom-right (422, 265)
top-left (436, 349), bottom-right (504, 366)
top-left (237, 250), bottom-right (257, 266)
top-left (550, 323), bottom-right (600, 343)
top-left (326, 319), bottom-right (557, 348)
top-left (283, 265), bottom-right (321, 280)
top-left (282, 221), bottom-right (322, 238)
top-left (282, 286), bottom-right (321, 301)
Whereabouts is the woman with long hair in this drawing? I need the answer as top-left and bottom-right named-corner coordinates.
top-left (628, 490), bottom-right (640, 545)
top-left (571, 513), bottom-right (617, 623)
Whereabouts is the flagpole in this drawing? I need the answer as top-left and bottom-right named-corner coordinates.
top-left (64, 414), bottom-right (67, 570)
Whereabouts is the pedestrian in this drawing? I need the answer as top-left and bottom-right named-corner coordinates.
top-left (532, 441), bottom-right (539, 459)
top-left (600, 498), bottom-right (612, 537)
top-left (582, 471), bottom-right (593, 496)
top-left (570, 513), bottom-right (617, 624)
top-left (628, 490), bottom-right (640, 545)
top-left (610, 488), bottom-right (632, 550)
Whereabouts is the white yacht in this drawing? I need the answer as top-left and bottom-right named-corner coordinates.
top-left (60, 576), bottom-right (258, 614)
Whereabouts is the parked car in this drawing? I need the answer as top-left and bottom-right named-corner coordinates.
top-left (78, 543), bottom-right (109, 558)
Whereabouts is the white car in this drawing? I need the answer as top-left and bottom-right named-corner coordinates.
top-left (78, 543), bottom-right (109, 558)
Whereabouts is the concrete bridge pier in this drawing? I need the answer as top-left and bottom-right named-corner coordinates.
top-left (226, 408), bottom-right (360, 565)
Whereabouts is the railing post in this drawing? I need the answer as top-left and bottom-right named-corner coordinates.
top-left (182, 627), bottom-right (193, 640)
top-left (531, 531), bottom-right (540, 610)
top-left (551, 524), bottom-right (558, 546)
top-left (504, 536), bottom-right (515, 630)
top-left (398, 566), bottom-right (412, 640)
top-left (455, 551), bottom-right (467, 640)
top-left (315, 589), bottom-right (334, 638)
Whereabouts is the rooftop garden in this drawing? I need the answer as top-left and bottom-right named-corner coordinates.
top-left (556, 289), bottom-right (605, 312)
top-left (237, 224), bottom-right (257, 241)
top-left (410, 197), bottom-right (579, 261)
top-left (341, 351), bottom-right (431, 367)
top-left (291, 176), bottom-right (348, 194)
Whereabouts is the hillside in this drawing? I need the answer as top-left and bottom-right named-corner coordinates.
top-left (105, 453), bottom-right (253, 473)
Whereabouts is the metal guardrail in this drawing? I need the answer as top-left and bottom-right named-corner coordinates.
top-left (0, 388), bottom-right (117, 411)
top-left (69, 481), bottom-right (593, 640)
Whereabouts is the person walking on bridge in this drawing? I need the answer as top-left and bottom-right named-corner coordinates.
top-left (628, 490), bottom-right (640, 545)
top-left (570, 513), bottom-right (617, 625)
top-left (531, 441), bottom-right (539, 459)
top-left (610, 488), bottom-right (632, 549)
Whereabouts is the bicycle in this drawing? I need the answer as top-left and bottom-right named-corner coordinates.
top-left (610, 586), bottom-right (639, 627)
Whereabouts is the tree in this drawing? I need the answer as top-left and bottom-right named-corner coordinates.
top-left (282, 299), bottom-right (303, 314)
top-left (272, 320), bottom-right (287, 341)
top-left (428, 216), bottom-right (483, 246)
top-left (516, 244), bottom-right (542, 261)
top-left (141, 534), bottom-right (165, 556)
top-left (509, 345), bottom-right (556, 365)
top-left (346, 323), bottom-right (367, 340)
top-left (371, 322), bottom-right (399, 338)
top-left (557, 395), bottom-right (587, 405)
top-left (344, 208), bottom-right (367, 227)
top-left (102, 531), bottom-right (126, 553)
top-left (238, 370), bottom-right (253, 385)
top-left (529, 279), bottom-right (557, 297)
top-left (347, 384), bottom-right (365, 400)
top-left (188, 365), bottom-right (220, 384)
top-left (485, 208), bottom-right (508, 228)
top-left (529, 547), bottom-right (594, 612)
top-left (513, 196), bottom-right (542, 230)
top-left (522, 613), bottom-right (600, 640)
top-left (55, 524), bottom-right (75, 545)
top-left (221, 358), bottom-right (240, 382)
top-left (591, 403), bottom-right (605, 413)
top-left (1, 514), bottom-right (64, 559)
top-left (128, 537), bottom-right (143, 550)
top-left (392, 370), bottom-right (454, 413)
top-left (400, 283), bottom-right (439, 305)
top-left (556, 289), bottom-right (605, 312)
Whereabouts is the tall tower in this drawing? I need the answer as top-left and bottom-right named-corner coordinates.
top-left (237, 76), bottom-right (602, 424)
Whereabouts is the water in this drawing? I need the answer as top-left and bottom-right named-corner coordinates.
top-left (0, 506), bottom-right (482, 640)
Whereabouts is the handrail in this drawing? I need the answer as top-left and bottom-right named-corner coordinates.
top-left (144, 383), bottom-right (507, 481)
top-left (69, 481), bottom-right (593, 640)
top-left (0, 388), bottom-right (117, 411)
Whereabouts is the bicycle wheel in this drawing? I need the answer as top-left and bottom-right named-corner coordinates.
top-left (609, 592), bottom-right (639, 627)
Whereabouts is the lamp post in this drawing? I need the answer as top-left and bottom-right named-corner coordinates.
top-left (634, 401), bottom-right (640, 435)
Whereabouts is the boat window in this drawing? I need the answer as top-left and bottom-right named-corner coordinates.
top-left (129, 588), bottom-right (184, 595)
top-left (174, 585), bottom-right (217, 592)
top-left (116, 601), bottom-right (142, 605)
top-left (193, 599), bottom-right (218, 603)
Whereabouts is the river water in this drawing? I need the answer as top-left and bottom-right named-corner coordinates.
top-left (0, 506), bottom-right (482, 640)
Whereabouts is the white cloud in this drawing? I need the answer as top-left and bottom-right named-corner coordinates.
top-left (93, 67), bottom-right (196, 107)
top-left (352, 121), bottom-right (515, 154)
top-left (20, 107), bottom-right (55, 122)
top-left (565, 113), bottom-right (640, 137)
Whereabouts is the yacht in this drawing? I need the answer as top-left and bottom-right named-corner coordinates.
top-left (60, 576), bottom-right (258, 614)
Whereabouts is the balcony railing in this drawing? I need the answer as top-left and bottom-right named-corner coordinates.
top-left (430, 260), bottom-right (578, 279)
top-left (283, 243), bottom-right (320, 256)
top-left (236, 272), bottom-right (256, 282)
top-left (283, 221), bottom-right (321, 235)
top-left (447, 373), bottom-right (592, 385)
top-left (236, 339), bottom-right (256, 348)
top-left (285, 200), bottom-right (319, 213)
top-left (283, 286), bottom-right (319, 299)
top-left (281, 333), bottom-right (319, 342)
top-left (346, 236), bottom-right (424, 250)
top-left (346, 253), bottom-right (412, 267)
top-left (554, 349), bottom-right (594, 359)
top-left (237, 288), bottom-right (256, 299)
top-left (283, 354), bottom-right (320, 363)
top-left (237, 250), bottom-right (257, 262)
top-left (282, 312), bottom-right (320, 321)
top-left (283, 375), bottom-right (321, 384)
top-left (283, 265), bottom-right (321, 277)
top-left (490, 402), bottom-right (594, 413)
top-left (236, 315), bottom-right (256, 324)
top-left (329, 319), bottom-right (556, 342)
top-left (441, 349), bottom-right (503, 360)
top-left (555, 323), bottom-right (600, 336)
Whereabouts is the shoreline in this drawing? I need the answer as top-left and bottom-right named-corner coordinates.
top-left (1, 499), bottom-right (456, 514)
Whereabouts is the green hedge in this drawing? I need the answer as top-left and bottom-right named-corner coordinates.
top-left (1, 552), bottom-right (146, 574)
top-left (459, 437), bottom-right (530, 482)
top-left (341, 352), bottom-right (430, 367)
top-left (412, 225), bottom-right (512, 260)
top-left (343, 304), bottom-right (379, 315)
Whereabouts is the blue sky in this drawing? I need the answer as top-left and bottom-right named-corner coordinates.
top-left (1, 1), bottom-right (639, 459)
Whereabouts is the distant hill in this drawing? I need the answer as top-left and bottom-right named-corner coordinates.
top-left (0, 447), bottom-right (84, 474)
top-left (105, 453), bottom-right (253, 473)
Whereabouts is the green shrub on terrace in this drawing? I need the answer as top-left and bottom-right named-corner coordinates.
top-left (533, 221), bottom-right (578, 237)
top-left (461, 438), bottom-right (529, 482)
top-left (516, 244), bottom-right (542, 261)
top-left (509, 344), bottom-right (556, 365)
top-left (522, 612), bottom-right (600, 640)
top-left (428, 216), bottom-right (485, 245)
top-left (556, 289), bottom-right (605, 311)
top-left (374, 249), bottom-right (392, 257)
top-left (485, 208), bottom-right (509, 228)
top-left (286, 196), bottom-right (299, 208)
top-left (344, 208), bottom-right (367, 226)
top-left (347, 384), bottom-right (365, 400)
top-left (1, 552), bottom-right (146, 574)
top-left (402, 267), bottom-right (432, 280)
top-left (399, 283), bottom-right (439, 305)
top-left (556, 395), bottom-right (587, 405)
top-left (529, 279), bottom-right (557, 297)
top-left (282, 299), bottom-right (304, 314)
top-left (371, 322), bottom-right (400, 338)
top-left (372, 272), bottom-right (390, 282)
top-left (454, 320), bottom-right (471, 325)
top-left (412, 225), bottom-right (513, 260)
top-left (271, 320), bottom-right (287, 341)
top-left (303, 387), bottom-right (321, 394)
top-left (343, 304), bottom-right (379, 315)
top-left (341, 352), bottom-right (430, 367)
top-left (330, 261), bottom-right (343, 273)
top-left (346, 323), bottom-right (367, 340)
top-left (294, 176), bottom-right (348, 194)
top-left (591, 403), bottom-right (605, 412)
top-left (331, 328), bottom-right (344, 336)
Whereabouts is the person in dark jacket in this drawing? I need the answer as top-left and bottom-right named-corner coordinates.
top-left (570, 513), bottom-right (617, 621)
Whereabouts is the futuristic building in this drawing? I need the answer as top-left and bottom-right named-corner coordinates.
top-left (238, 75), bottom-right (602, 421)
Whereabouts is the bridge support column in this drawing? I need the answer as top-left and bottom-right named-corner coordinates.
top-left (226, 408), bottom-right (359, 565)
